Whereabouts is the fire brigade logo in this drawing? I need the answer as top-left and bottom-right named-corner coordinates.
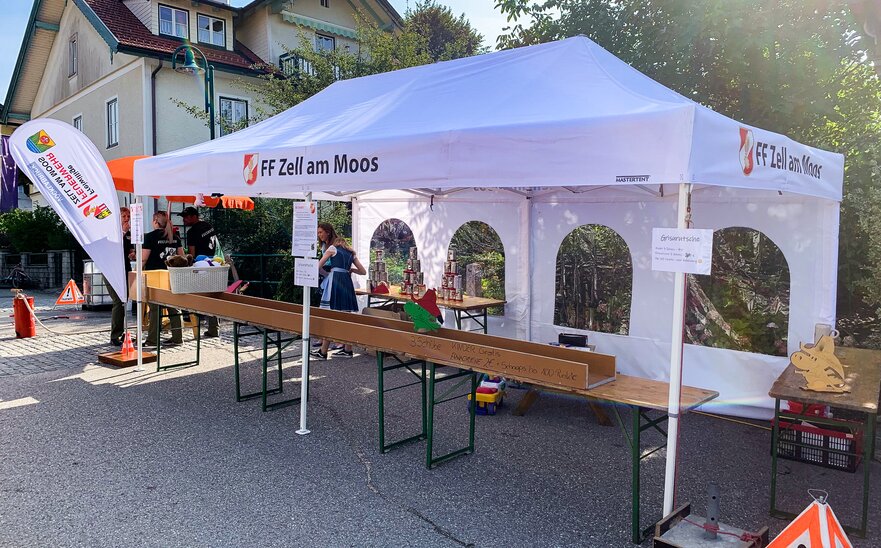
top-left (84, 203), bottom-right (112, 219)
top-left (27, 130), bottom-right (56, 153)
top-left (739, 127), bottom-right (754, 176)
top-left (243, 153), bottom-right (259, 185)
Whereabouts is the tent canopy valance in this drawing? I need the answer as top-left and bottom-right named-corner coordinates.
top-left (133, 36), bottom-right (843, 201)
top-left (110, 156), bottom-right (254, 210)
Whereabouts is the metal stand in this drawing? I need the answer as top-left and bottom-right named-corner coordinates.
top-left (770, 398), bottom-right (876, 538)
top-left (453, 308), bottom-right (489, 333)
top-left (610, 405), bottom-right (670, 544)
top-left (425, 362), bottom-right (477, 468)
top-left (377, 351), bottom-right (426, 452)
top-left (155, 309), bottom-right (201, 372)
top-left (376, 352), bottom-right (477, 468)
top-left (233, 322), bottom-right (302, 411)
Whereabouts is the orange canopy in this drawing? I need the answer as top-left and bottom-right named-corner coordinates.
top-left (107, 155), bottom-right (254, 211)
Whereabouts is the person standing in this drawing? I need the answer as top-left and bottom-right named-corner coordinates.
top-left (310, 223), bottom-right (366, 359)
top-left (177, 206), bottom-right (220, 337)
top-left (107, 207), bottom-right (133, 346)
top-left (142, 211), bottom-right (183, 346)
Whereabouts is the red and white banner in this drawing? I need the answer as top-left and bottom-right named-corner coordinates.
top-left (8, 119), bottom-right (126, 299)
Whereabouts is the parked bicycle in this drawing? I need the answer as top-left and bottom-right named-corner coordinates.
top-left (1, 264), bottom-right (36, 289)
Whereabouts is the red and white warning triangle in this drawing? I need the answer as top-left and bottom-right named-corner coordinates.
top-left (768, 498), bottom-right (852, 548)
top-left (55, 279), bottom-right (85, 306)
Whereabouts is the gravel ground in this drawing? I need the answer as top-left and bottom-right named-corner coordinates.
top-left (0, 295), bottom-right (879, 546)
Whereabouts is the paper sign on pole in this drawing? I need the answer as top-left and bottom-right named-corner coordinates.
top-left (56, 279), bottom-right (85, 305)
top-left (292, 201), bottom-right (318, 258)
top-left (294, 258), bottom-right (320, 288)
top-left (651, 228), bottom-right (714, 275)
top-left (7, 119), bottom-right (126, 299)
top-left (129, 203), bottom-right (144, 245)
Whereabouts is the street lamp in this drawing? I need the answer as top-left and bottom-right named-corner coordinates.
top-left (172, 44), bottom-right (216, 140)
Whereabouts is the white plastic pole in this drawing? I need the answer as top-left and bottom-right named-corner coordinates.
top-left (662, 183), bottom-right (690, 515)
top-left (134, 196), bottom-right (144, 372)
top-left (296, 192), bottom-right (313, 435)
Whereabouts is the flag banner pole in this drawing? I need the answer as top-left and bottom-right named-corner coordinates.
top-left (296, 192), bottom-right (314, 435)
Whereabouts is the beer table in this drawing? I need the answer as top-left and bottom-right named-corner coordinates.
top-left (375, 348), bottom-right (718, 544)
top-left (356, 285), bottom-right (506, 333)
top-left (769, 347), bottom-right (880, 538)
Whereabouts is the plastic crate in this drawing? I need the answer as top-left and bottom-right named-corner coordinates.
top-left (774, 418), bottom-right (863, 473)
top-left (168, 266), bottom-right (230, 294)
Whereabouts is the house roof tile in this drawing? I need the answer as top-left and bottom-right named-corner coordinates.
top-left (85, 0), bottom-right (264, 71)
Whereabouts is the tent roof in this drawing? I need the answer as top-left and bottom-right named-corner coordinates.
top-left (135, 36), bottom-right (844, 201)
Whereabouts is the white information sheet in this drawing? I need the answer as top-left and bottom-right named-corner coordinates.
top-left (651, 228), bottom-right (714, 275)
top-left (129, 203), bottom-right (144, 245)
top-left (294, 257), bottom-right (320, 288)
top-left (292, 202), bottom-right (318, 257)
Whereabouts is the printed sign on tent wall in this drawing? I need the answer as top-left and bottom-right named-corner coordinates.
top-left (651, 228), bottom-right (714, 275)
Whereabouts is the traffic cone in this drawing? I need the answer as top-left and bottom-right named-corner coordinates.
top-left (121, 331), bottom-right (135, 357)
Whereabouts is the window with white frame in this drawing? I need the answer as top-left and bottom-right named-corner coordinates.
top-left (159, 5), bottom-right (189, 39)
top-left (73, 115), bottom-right (83, 132)
top-left (321, 0), bottom-right (329, 7)
top-left (197, 14), bottom-right (225, 46)
top-left (68, 35), bottom-right (77, 77)
top-left (106, 98), bottom-right (119, 148)
top-left (218, 97), bottom-right (248, 136)
top-left (315, 33), bottom-right (335, 52)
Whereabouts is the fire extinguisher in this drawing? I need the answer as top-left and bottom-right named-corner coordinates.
top-left (13, 290), bottom-right (36, 338)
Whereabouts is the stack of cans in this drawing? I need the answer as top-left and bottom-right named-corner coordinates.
top-left (441, 248), bottom-right (464, 301)
top-left (368, 249), bottom-right (390, 290)
top-left (400, 246), bottom-right (427, 297)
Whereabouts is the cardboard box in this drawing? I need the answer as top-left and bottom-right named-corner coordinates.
top-left (128, 270), bottom-right (170, 301)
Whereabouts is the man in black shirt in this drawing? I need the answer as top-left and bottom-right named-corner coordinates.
top-left (142, 211), bottom-right (183, 346)
top-left (178, 206), bottom-right (220, 337)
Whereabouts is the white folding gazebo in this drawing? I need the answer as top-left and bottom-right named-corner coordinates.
top-left (134, 36), bottom-right (844, 513)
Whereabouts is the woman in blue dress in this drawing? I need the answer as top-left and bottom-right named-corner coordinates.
top-left (311, 222), bottom-right (366, 359)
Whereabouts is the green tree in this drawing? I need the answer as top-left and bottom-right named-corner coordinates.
top-left (0, 206), bottom-right (73, 252)
top-left (406, 0), bottom-right (486, 61)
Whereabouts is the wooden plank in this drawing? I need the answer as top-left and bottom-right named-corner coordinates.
top-left (97, 351), bottom-right (157, 368)
top-left (584, 375), bottom-right (718, 412)
top-left (145, 289), bottom-right (718, 409)
top-left (770, 347), bottom-right (881, 413)
top-left (147, 289), bottom-right (615, 391)
top-left (220, 292), bottom-right (617, 379)
top-left (355, 285), bottom-right (506, 311)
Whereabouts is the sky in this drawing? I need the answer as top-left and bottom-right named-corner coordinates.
top-left (0, 0), bottom-right (509, 106)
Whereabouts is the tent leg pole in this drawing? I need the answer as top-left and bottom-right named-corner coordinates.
top-left (662, 183), bottom-right (691, 516)
top-left (297, 192), bottom-right (313, 435)
top-left (135, 196), bottom-right (144, 372)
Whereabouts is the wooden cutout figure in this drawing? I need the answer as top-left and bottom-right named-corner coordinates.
top-left (790, 334), bottom-right (849, 393)
top-left (404, 289), bottom-right (442, 333)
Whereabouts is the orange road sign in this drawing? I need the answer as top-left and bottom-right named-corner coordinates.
top-left (56, 280), bottom-right (85, 306)
top-left (768, 500), bottom-right (852, 548)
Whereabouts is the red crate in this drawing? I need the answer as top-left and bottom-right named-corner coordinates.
top-left (773, 418), bottom-right (863, 473)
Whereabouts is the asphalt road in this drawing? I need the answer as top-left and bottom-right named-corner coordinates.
top-left (0, 304), bottom-right (879, 546)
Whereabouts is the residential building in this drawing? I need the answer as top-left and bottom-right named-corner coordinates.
top-left (1, 0), bottom-right (402, 209)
